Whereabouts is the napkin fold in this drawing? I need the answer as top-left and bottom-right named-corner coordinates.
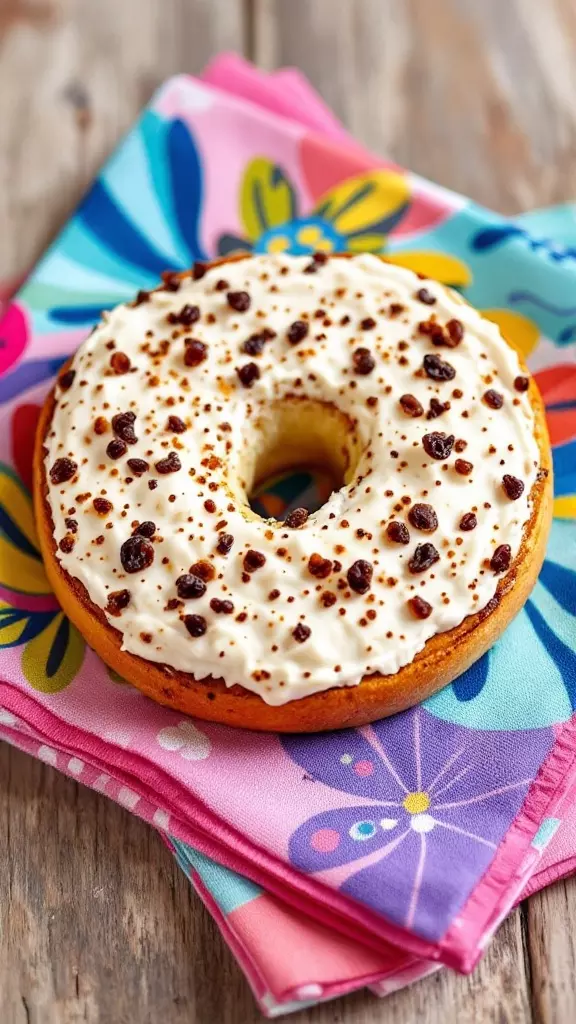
top-left (1, 53), bottom-right (576, 1018)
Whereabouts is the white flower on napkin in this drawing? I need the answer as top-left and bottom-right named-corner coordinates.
top-left (156, 721), bottom-right (211, 760)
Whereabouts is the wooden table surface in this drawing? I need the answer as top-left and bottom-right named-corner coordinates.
top-left (1, 1), bottom-right (576, 1021)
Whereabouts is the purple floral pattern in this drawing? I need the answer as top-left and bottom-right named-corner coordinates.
top-left (283, 709), bottom-right (553, 940)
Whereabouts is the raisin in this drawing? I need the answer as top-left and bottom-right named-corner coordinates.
top-left (490, 544), bottom-right (511, 573)
top-left (94, 416), bottom-right (109, 435)
top-left (177, 304), bottom-right (200, 326)
top-left (242, 333), bottom-right (265, 356)
top-left (352, 347), bottom-right (376, 375)
top-left (445, 319), bottom-right (464, 346)
top-left (483, 389), bottom-right (503, 409)
top-left (184, 339), bottom-right (208, 367)
top-left (416, 287), bottom-right (436, 305)
top-left (386, 521), bottom-right (410, 544)
top-left (320, 591), bottom-right (337, 607)
top-left (308, 553), bottom-right (333, 578)
top-left (243, 550), bottom-right (266, 572)
top-left (127, 458), bottom-right (149, 476)
top-left (204, 499), bottom-right (216, 514)
top-left (120, 535), bottom-right (154, 573)
top-left (454, 439), bottom-right (467, 453)
top-left (227, 290), bottom-right (251, 312)
top-left (423, 353), bottom-right (455, 381)
top-left (190, 560), bottom-right (215, 582)
top-left (59, 535), bottom-right (75, 553)
top-left (106, 438), bottom-right (127, 460)
top-left (427, 398), bottom-right (449, 420)
top-left (216, 533), bottom-right (234, 555)
top-left (292, 623), bottom-right (311, 642)
top-left (64, 518), bottom-right (78, 533)
top-left (193, 262), bottom-right (207, 280)
top-left (455, 459), bottom-right (473, 475)
top-left (304, 253), bottom-right (329, 272)
top-left (399, 394), bottom-right (424, 417)
top-left (514, 376), bottom-right (529, 392)
top-left (284, 507), bottom-right (309, 528)
top-left (161, 270), bottom-right (181, 291)
top-left (287, 320), bottom-right (309, 345)
top-left (408, 596), bottom-right (433, 619)
top-left (422, 432), bottom-right (455, 460)
top-left (167, 415), bottom-right (186, 434)
top-left (93, 497), bottom-right (112, 515)
top-left (408, 543), bottom-right (440, 574)
top-left (408, 504), bottom-right (438, 532)
top-left (360, 317), bottom-right (376, 330)
top-left (106, 589), bottom-right (131, 616)
top-left (347, 559), bottom-right (373, 594)
top-left (176, 574), bottom-right (206, 599)
top-left (110, 351), bottom-right (131, 374)
top-left (184, 614), bottom-right (207, 637)
top-left (133, 521), bottom-right (156, 538)
top-left (210, 598), bottom-right (234, 614)
top-left (49, 458), bottom-right (77, 484)
top-left (58, 369), bottom-right (76, 390)
top-left (502, 474), bottom-right (524, 500)
top-left (155, 452), bottom-right (181, 474)
top-left (112, 411), bottom-right (137, 444)
top-left (418, 319), bottom-right (445, 345)
top-left (236, 362), bottom-right (260, 388)
top-left (459, 512), bottom-right (477, 531)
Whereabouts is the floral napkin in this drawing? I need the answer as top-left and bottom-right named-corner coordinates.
top-left (0, 54), bottom-right (575, 1018)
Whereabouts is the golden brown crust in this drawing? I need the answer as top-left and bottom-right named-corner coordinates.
top-left (33, 256), bottom-right (553, 732)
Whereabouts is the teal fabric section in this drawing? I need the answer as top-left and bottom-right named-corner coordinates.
top-left (171, 838), bottom-right (262, 914)
top-left (531, 817), bottom-right (561, 851)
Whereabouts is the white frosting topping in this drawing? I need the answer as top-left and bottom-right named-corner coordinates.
top-left (44, 254), bottom-right (540, 705)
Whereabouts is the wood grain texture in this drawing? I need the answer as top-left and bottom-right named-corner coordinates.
top-left (0, 0), bottom-right (243, 279)
top-left (255, 0), bottom-right (576, 213)
top-left (2, 0), bottom-right (576, 1021)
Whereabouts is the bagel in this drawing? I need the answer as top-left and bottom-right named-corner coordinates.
top-left (34, 253), bottom-right (552, 731)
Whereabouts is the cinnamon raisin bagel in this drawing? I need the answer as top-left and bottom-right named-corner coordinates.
top-left (33, 253), bottom-right (552, 731)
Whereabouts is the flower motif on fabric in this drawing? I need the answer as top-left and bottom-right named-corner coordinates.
top-left (19, 111), bottom-right (208, 332)
top-left (0, 406), bottom-right (85, 692)
top-left (157, 720), bottom-right (211, 760)
top-left (427, 519), bottom-right (576, 729)
top-left (283, 708), bottom-right (552, 940)
top-left (217, 157), bottom-right (471, 288)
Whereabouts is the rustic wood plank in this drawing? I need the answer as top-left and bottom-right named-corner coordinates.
top-left (524, 880), bottom-right (576, 1023)
top-left (0, 743), bottom-right (261, 1024)
top-left (254, 0), bottom-right (576, 213)
top-left (0, 0), bottom-right (244, 280)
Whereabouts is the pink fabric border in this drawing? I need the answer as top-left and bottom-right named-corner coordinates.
top-left (2, 680), bottom-right (576, 972)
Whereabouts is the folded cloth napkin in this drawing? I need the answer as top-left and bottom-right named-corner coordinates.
top-left (1, 54), bottom-right (576, 1018)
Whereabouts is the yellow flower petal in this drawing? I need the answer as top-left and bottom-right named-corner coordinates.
top-left (22, 612), bottom-right (84, 693)
top-left (0, 535), bottom-right (50, 594)
top-left (314, 170), bottom-right (410, 238)
top-left (346, 234), bottom-right (387, 254)
top-left (266, 235), bottom-right (290, 254)
top-left (0, 604), bottom-right (31, 647)
top-left (0, 465), bottom-right (39, 551)
top-left (241, 159), bottom-right (297, 243)
top-left (384, 251), bottom-right (472, 287)
top-left (553, 496), bottom-right (576, 519)
top-left (481, 309), bottom-right (540, 360)
top-left (297, 225), bottom-right (323, 246)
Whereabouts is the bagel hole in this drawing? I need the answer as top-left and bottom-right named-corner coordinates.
top-left (245, 399), bottom-right (363, 523)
